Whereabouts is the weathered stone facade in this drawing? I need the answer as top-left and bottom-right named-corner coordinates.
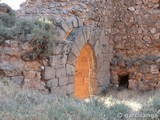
top-left (0, 0), bottom-right (160, 98)
top-left (1, 0), bottom-right (112, 98)
top-left (0, 41), bottom-right (47, 92)
top-left (110, 0), bottom-right (160, 91)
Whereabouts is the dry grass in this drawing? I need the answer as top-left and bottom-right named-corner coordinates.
top-left (0, 79), bottom-right (160, 120)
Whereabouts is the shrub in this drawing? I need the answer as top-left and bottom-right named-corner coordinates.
top-left (0, 25), bottom-right (15, 43)
top-left (0, 4), bottom-right (15, 28)
top-left (0, 4), bottom-right (59, 59)
top-left (0, 7), bottom-right (16, 43)
top-left (28, 17), bottom-right (59, 59)
top-left (13, 17), bottom-right (58, 59)
top-left (0, 16), bottom-right (59, 59)
top-left (0, 13), bottom-right (15, 27)
top-left (151, 95), bottom-right (160, 111)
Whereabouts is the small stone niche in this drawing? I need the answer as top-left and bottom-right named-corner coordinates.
top-left (118, 74), bottom-right (129, 90)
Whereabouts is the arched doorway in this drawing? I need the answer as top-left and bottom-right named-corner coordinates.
top-left (74, 44), bottom-right (97, 99)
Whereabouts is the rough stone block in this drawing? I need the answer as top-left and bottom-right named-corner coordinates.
top-left (49, 55), bottom-right (67, 66)
top-left (156, 59), bottom-right (160, 69)
top-left (76, 17), bottom-right (83, 27)
top-left (111, 75), bottom-right (119, 84)
top-left (11, 76), bottom-right (24, 85)
top-left (98, 77), bottom-right (109, 86)
top-left (24, 61), bottom-right (41, 71)
top-left (66, 64), bottom-right (75, 75)
top-left (0, 61), bottom-right (23, 77)
top-left (98, 60), bottom-right (110, 71)
top-left (24, 71), bottom-right (41, 80)
top-left (149, 0), bottom-right (159, 3)
top-left (150, 27), bottom-right (156, 34)
top-left (0, 69), bottom-right (5, 77)
top-left (59, 77), bottom-right (68, 86)
top-left (61, 22), bottom-right (70, 33)
top-left (98, 86), bottom-right (107, 94)
top-left (42, 67), bottom-right (55, 80)
top-left (127, 7), bottom-right (135, 12)
top-left (97, 71), bottom-right (106, 79)
top-left (150, 65), bottom-right (159, 74)
top-left (71, 45), bottom-right (80, 57)
top-left (67, 52), bottom-right (77, 65)
top-left (66, 84), bottom-right (74, 94)
top-left (5, 70), bottom-right (22, 77)
top-left (56, 67), bottom-right (66, 78)
top-left (97, 60), bottom-right (105, 71)
top-left (53, 44), bottom-right (63, 55)
top-left (86, 27), bottom-right (91, 41)
top-left (46, 78), bottom-right (59, 88)
top-left (58, 29), bottom-right (66, 41)
top-left (2, 47), bottom-right (21, 57)
top-left (1, 77), bottom-right (10, 82)
top-left (51, 86), bottom-right (66, 96)
top-left (35, 72), bottom-right (41, 80)
top-left (82, 27), bottom-right (89, 42)
top-left (68, 75), bottom-right (74, 84)
top-left (154, 33), bottom-right (160, 40)
top-left (68, 93), bottom-right (74, 97)
top-left (67, 20), bottom-right (74, 30)
top-left (23, 79), bottom-right (47, 92)
top-left (155, 82), bottom-right (160, 89)
top-left (53, 64), bottom-right (66, 70)
top-left (135, 73), bottom-right (142, 80)
top-left (23, 71), bottom-right (37, 79)
top-left (74, 35), bottom-right (85, 52)
top-left (138, 80), bottom-right (150, 91)
top-left (72, 17), bottom-right (78, 28)
top-left (128, 80), bottom-right (138, 90)
top-left (148, 82), bottom-right (156, 89)
top-left (145, 73), bottom-right (154, 80)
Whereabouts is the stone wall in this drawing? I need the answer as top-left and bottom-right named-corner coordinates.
top-left (110, 0), bottom-right (160, 91)
top-left (1, 0), bottom-right (113, 97)
top-left (1, 0), bottom-right (159, 96)
top-left (38, 0), bottom-right (113, 96)
top-left (0, 40), bottom-right (47, 92)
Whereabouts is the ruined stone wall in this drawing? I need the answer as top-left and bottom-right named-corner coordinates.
top-left (2, 0), bottom-right (159, 95)
top-left (110, 0), bottom-right (160, 91)
top-left (1, 0), bottom-right (113, 97)
top-left (89, 0), bottom-right (114, 92)
top-left (38, 0), bottom-right (114, 96)
top-left (0, 41), bottom-right (47, 92)
top-left (0, 3), bottom-right (47, 92)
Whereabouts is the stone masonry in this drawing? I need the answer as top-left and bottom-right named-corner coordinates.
top-left (1, 0), bottom-right (112, 97)
top-left (0, 0), bottom-right (160, 98)
top-left (110, 0), bottom-right (160, 91)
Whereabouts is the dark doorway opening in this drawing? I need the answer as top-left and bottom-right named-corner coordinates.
top-left (118, 74), bottom-right (129, 90)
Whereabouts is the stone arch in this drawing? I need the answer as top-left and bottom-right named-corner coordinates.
top-left (74, 43), bottom-right (98, 99)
